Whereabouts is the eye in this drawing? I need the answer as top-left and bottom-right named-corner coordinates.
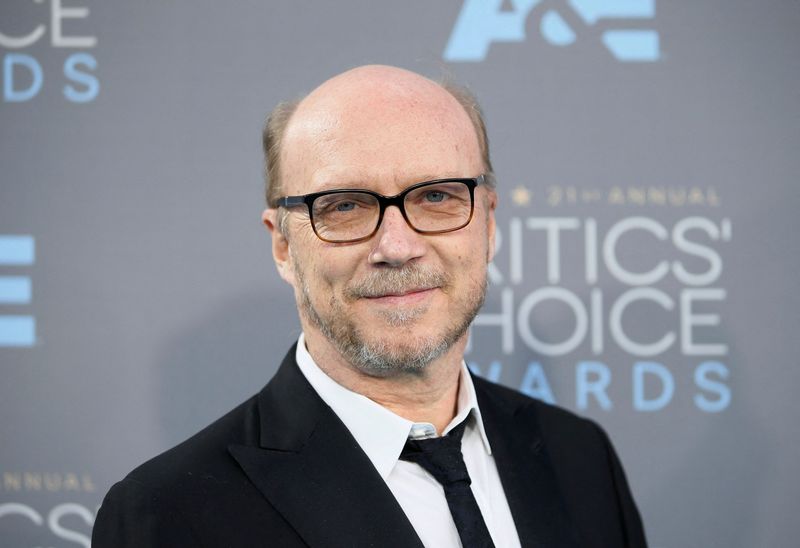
top-left (320, 198), bottom-right (360, 215)
top-left (314, 193), bottom-right (374, 216)
top-left (423, 190), bottom-right (448, 203)
top-left (335, 201), bottom-right (356, 212)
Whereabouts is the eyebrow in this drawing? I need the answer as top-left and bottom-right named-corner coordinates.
top-left (311, 180), bottom-right (365, 193)
top-left (309, 174), bottom-right (465, 194)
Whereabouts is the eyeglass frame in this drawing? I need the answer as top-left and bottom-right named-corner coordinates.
top-left (274, 174), bottom-right (487, 244)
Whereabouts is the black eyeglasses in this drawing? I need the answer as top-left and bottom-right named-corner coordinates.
top-left (275, 175), bottom-right (485, 244)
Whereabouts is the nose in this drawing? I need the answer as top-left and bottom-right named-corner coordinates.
top-left (368, 205), bottom-right (426, 267)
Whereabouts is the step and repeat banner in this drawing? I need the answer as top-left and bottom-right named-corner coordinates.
top-left (1, 1), bottom-right (798, 546)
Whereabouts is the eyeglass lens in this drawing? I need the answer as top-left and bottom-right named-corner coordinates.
top-left (311, 181), bottom-right (473, 242)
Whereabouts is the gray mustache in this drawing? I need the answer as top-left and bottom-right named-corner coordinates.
top-left (346, 265), bottom-right (448, 299)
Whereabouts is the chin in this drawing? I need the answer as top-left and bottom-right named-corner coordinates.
top-left (372, 306), bottom-right (430, 328)
top-left (346, 317), bottom-right (468, 376)
top-left (346, 333), bottom-right (453, 378)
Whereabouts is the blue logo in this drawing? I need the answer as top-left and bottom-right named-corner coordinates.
top-left (0, 236), bottom-right (36, 347)
top-left (445, 0), bottom-right (659, 62)
top-left (1, 1), bottom-right (99, 103)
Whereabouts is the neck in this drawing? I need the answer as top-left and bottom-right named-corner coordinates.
top-left (303, 328), bottom-right (466, 434)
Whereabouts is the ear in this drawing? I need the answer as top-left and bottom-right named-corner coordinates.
top-left (484, 189), bottom-right (498, 263)
top-left (262, 208), bottom-right (296, 286)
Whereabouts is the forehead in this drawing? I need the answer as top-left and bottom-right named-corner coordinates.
top-left (280, 69), bottom-right (482, 195)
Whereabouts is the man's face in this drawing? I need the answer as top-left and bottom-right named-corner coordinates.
top-left (266, 67), bottom-right (496, 377)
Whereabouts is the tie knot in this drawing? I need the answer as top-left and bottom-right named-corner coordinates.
top-left (400, 419), bottom-right (470, 486)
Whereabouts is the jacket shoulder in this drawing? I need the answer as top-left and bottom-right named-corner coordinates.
top-left (472, 374), bottom-right (604, 441)
top-left (472, 375), bottom-right (648, 547)
top-left (124, 393), bottom-right (260, 489)
top-left (93, 394), bottom-right (275, 547)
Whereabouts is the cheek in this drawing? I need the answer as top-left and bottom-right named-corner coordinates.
top-left (459, 229), bottom-right (492, 281)
top-left (294, 246), bottom-right (359, 295)
top-left (441, 241), bottom-right (488, 288)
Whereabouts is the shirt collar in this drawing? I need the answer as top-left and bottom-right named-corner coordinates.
top-left (294, 333), bottom-right (493, 480)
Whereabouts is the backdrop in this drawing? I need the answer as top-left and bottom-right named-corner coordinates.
top-left (2, 1), bottom-right (798, 546)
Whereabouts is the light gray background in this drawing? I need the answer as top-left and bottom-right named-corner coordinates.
top-left (1, 1), bottom-right (798, 546)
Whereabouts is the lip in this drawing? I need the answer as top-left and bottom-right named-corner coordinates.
top-left (363, 287), bottom-right (437, 305)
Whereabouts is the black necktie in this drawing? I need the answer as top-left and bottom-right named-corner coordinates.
top-left (400, 419), bottom-right (496, 548)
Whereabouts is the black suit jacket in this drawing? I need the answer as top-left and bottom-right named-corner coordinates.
top-left (93, 346), bottom-right (647, 547)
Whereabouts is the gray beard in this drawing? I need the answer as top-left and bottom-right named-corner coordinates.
top-left (293, 260), bottom-right (486, 377)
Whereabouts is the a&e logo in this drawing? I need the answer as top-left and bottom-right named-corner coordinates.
top-left (445, 0), bottom-right (660, 63)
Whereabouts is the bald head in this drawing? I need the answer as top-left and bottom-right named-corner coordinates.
top-left (263, 65), bottom-right (494, 207)
top-left (297, 65), bottom-right (455, 119)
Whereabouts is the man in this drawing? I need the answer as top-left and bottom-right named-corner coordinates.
top-left (93, 65), bottom-right (647, 547)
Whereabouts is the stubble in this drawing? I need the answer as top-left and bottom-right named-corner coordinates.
top-left (292, 255), bottom-right (487, 377)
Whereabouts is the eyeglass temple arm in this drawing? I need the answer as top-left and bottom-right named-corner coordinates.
top-left (276, 196), bottom-right (308, 208)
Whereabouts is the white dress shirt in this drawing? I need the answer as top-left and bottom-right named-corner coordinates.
top-left (295, 334), bottom-right (522, 548)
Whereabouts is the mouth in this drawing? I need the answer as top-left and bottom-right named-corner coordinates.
top-left (346, 265), bottom-right (448, 307)
top-left (362, 287), bottom-right (438, 305)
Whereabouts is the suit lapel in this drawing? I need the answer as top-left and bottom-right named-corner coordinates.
top-left (474, 377), bottom-right (580, 548)
top-left (229, 348), bottom-right (423, 548)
